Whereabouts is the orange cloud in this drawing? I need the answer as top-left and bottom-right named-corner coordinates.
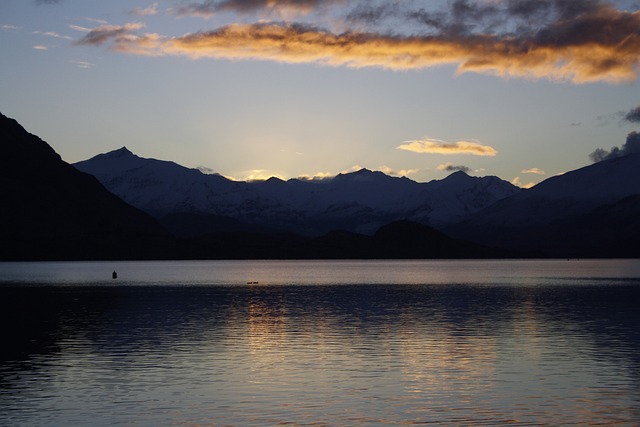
top-left (521, 168), bottom-right (545, 175)
top-left (398, 138), bottom-right (497, 156)
top-left (378, 165), bottom-right (421, 177)
top-left (77, 3), bottom-right (640, 83)
top-left (511, 176), bottom-right (536, 189)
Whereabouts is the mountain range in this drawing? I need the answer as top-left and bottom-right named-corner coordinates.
top-left (74, 147), bottom-right (520, 237)
top-left (3, 111), bottom-right (640, 259)
top-left (446, 153), bottom-right (640, 257)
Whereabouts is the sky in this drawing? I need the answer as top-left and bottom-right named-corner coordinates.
top-left (1, 0), bottom-right (639, 187)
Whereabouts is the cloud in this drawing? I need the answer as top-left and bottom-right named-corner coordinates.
top-left (243, 169), bottom-right (286, 181)
top-left (69, 24), bottom-right (92, 32)
top-left (2, 25), bottom-right (22, 31)
top-left (131, 3), bottom-right (159, 16)
top-left (70, 60), bottom-right (95, 69)
top-left (624, 105), bottom-right (640, 123)
top-left (511, 176), bottom-right (536, 189)
top-left (33, 45), bottom-right (48, 50)
top-left (589, 131), bottom-right (640, 162)
top-left (345, 4), bottom-right (398, 26)
top-left (34, 30), bottom-right (73, 40)
top-left (297, 172), bottom-right (334, 180)
top-left (521, 167), bottom-right (545, 175)
top-left (377, 165), bottom-right (421, 177)
top-left (437, 162), bottom-right (471, 173)
top-left (75, 23), bottom-right (164, 55)
top-left (341, 164), bottom-right (366, 174)
top-left (174, 0), bottom-right (344, 18)
top-left (397, 137), bottom-right (497, 156)
top-left (77, 1), bottom-right (640, 84)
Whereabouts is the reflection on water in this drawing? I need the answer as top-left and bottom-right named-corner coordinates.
top-left (1, 260), bottom-right (640, 425)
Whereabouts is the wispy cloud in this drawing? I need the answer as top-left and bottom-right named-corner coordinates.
top-left (34, 30), bottom-right (73, 40)
top-left (69, 24), bottom-right (92, 33)
top-left (2, 24), bottom-right (22, 31)
top-left (75, 22), bottom-right (152, 48)
top-left (297, 171), bottom-right (334, 181)
top-left (76, 1), bottom-right (640, 83)
top-left (86, 18), bottom-right (109, 25)
top-left (437, 163), bottom-right (471, 173)
top-left (521, 167), bottom-right (545, 175)
top-left (397, 138), bottom-right (497, 156)
top-left (131, 3), bottom-right (159, 16)
top-left (33, 45), bottom-right (49, 50)
top-left (70, 60), bottom-right (95, 69)
top-left (378, 165), bottom-right (421, 177)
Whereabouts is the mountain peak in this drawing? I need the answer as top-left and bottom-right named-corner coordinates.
top-left (443, 170), bottom-right (471, 180)
top-left (80, 147), bottom-right (144, 167)
top-left (107, 146), bottom-right (134, 158)
top-left (334, 168), bottom-right (392, 183)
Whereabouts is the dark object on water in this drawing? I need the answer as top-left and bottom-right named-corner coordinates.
top-left (112, 271), bottom-right (117, 279)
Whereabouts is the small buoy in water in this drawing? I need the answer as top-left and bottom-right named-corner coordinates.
top-left (112, 271), bottom-right (118, 279)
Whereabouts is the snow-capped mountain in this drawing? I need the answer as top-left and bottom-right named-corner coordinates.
top-left (74, 147), bottom-right (520, 236)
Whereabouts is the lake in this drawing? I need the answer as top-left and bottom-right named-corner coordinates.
top-left (1, 259), bottom-right (639, 426)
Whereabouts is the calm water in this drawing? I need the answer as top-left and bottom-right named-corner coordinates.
top-left (1, 259), bottom-right (639, 426)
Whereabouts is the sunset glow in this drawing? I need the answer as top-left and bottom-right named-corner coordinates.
top-left (1, 0), bottom-right (638, 186)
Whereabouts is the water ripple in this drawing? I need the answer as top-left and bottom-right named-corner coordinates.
top-left (1, 261), bottom-right (640, 425)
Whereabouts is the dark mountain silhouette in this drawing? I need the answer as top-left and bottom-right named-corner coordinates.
top-left (446, 153), bottom-right (640, 257)
top-left (0, 113), bottom-right (171, 260)
top-left (182, 220), bottom-right (508, 259)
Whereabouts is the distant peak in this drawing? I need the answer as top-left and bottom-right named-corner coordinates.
top-left (78, 146), bottom-right (138, 164)
top-left (99, 146), bottom-right (135, 159)
top-left (442, 170), bottom-right (472, 182)
top-left (335, 168), bottom-right (386, 181)
top-left (354, 168), bottom-right (373, 174)
top-left (112, 147), bottom-right (133, 156)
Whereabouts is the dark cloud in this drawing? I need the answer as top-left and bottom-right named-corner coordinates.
top-left (345, 4), bottom-right (397, 26)
top-left (76, 23), bottom-right (145, 47)
top-left (437, 163), bottom-right (472, 173)
top-left (534, 2), bottom-right (640, 49)
top-left (589, 131), bottom-right (640, 162)
top-left (346, 0), bottom-right (614, 39)
top-left (506, 0), bottom-right (553, 18)
top-left (174, 0), bottom-right (217, 17)
top-left (175, 0), bottom-right (343, 17)
top-left (624, 106), bottom-right (640, 123)
top-left (448, 0), bottom-right (502, 34)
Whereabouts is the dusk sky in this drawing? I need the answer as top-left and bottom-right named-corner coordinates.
top-left (1, 0), bottom-right (639, 186)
